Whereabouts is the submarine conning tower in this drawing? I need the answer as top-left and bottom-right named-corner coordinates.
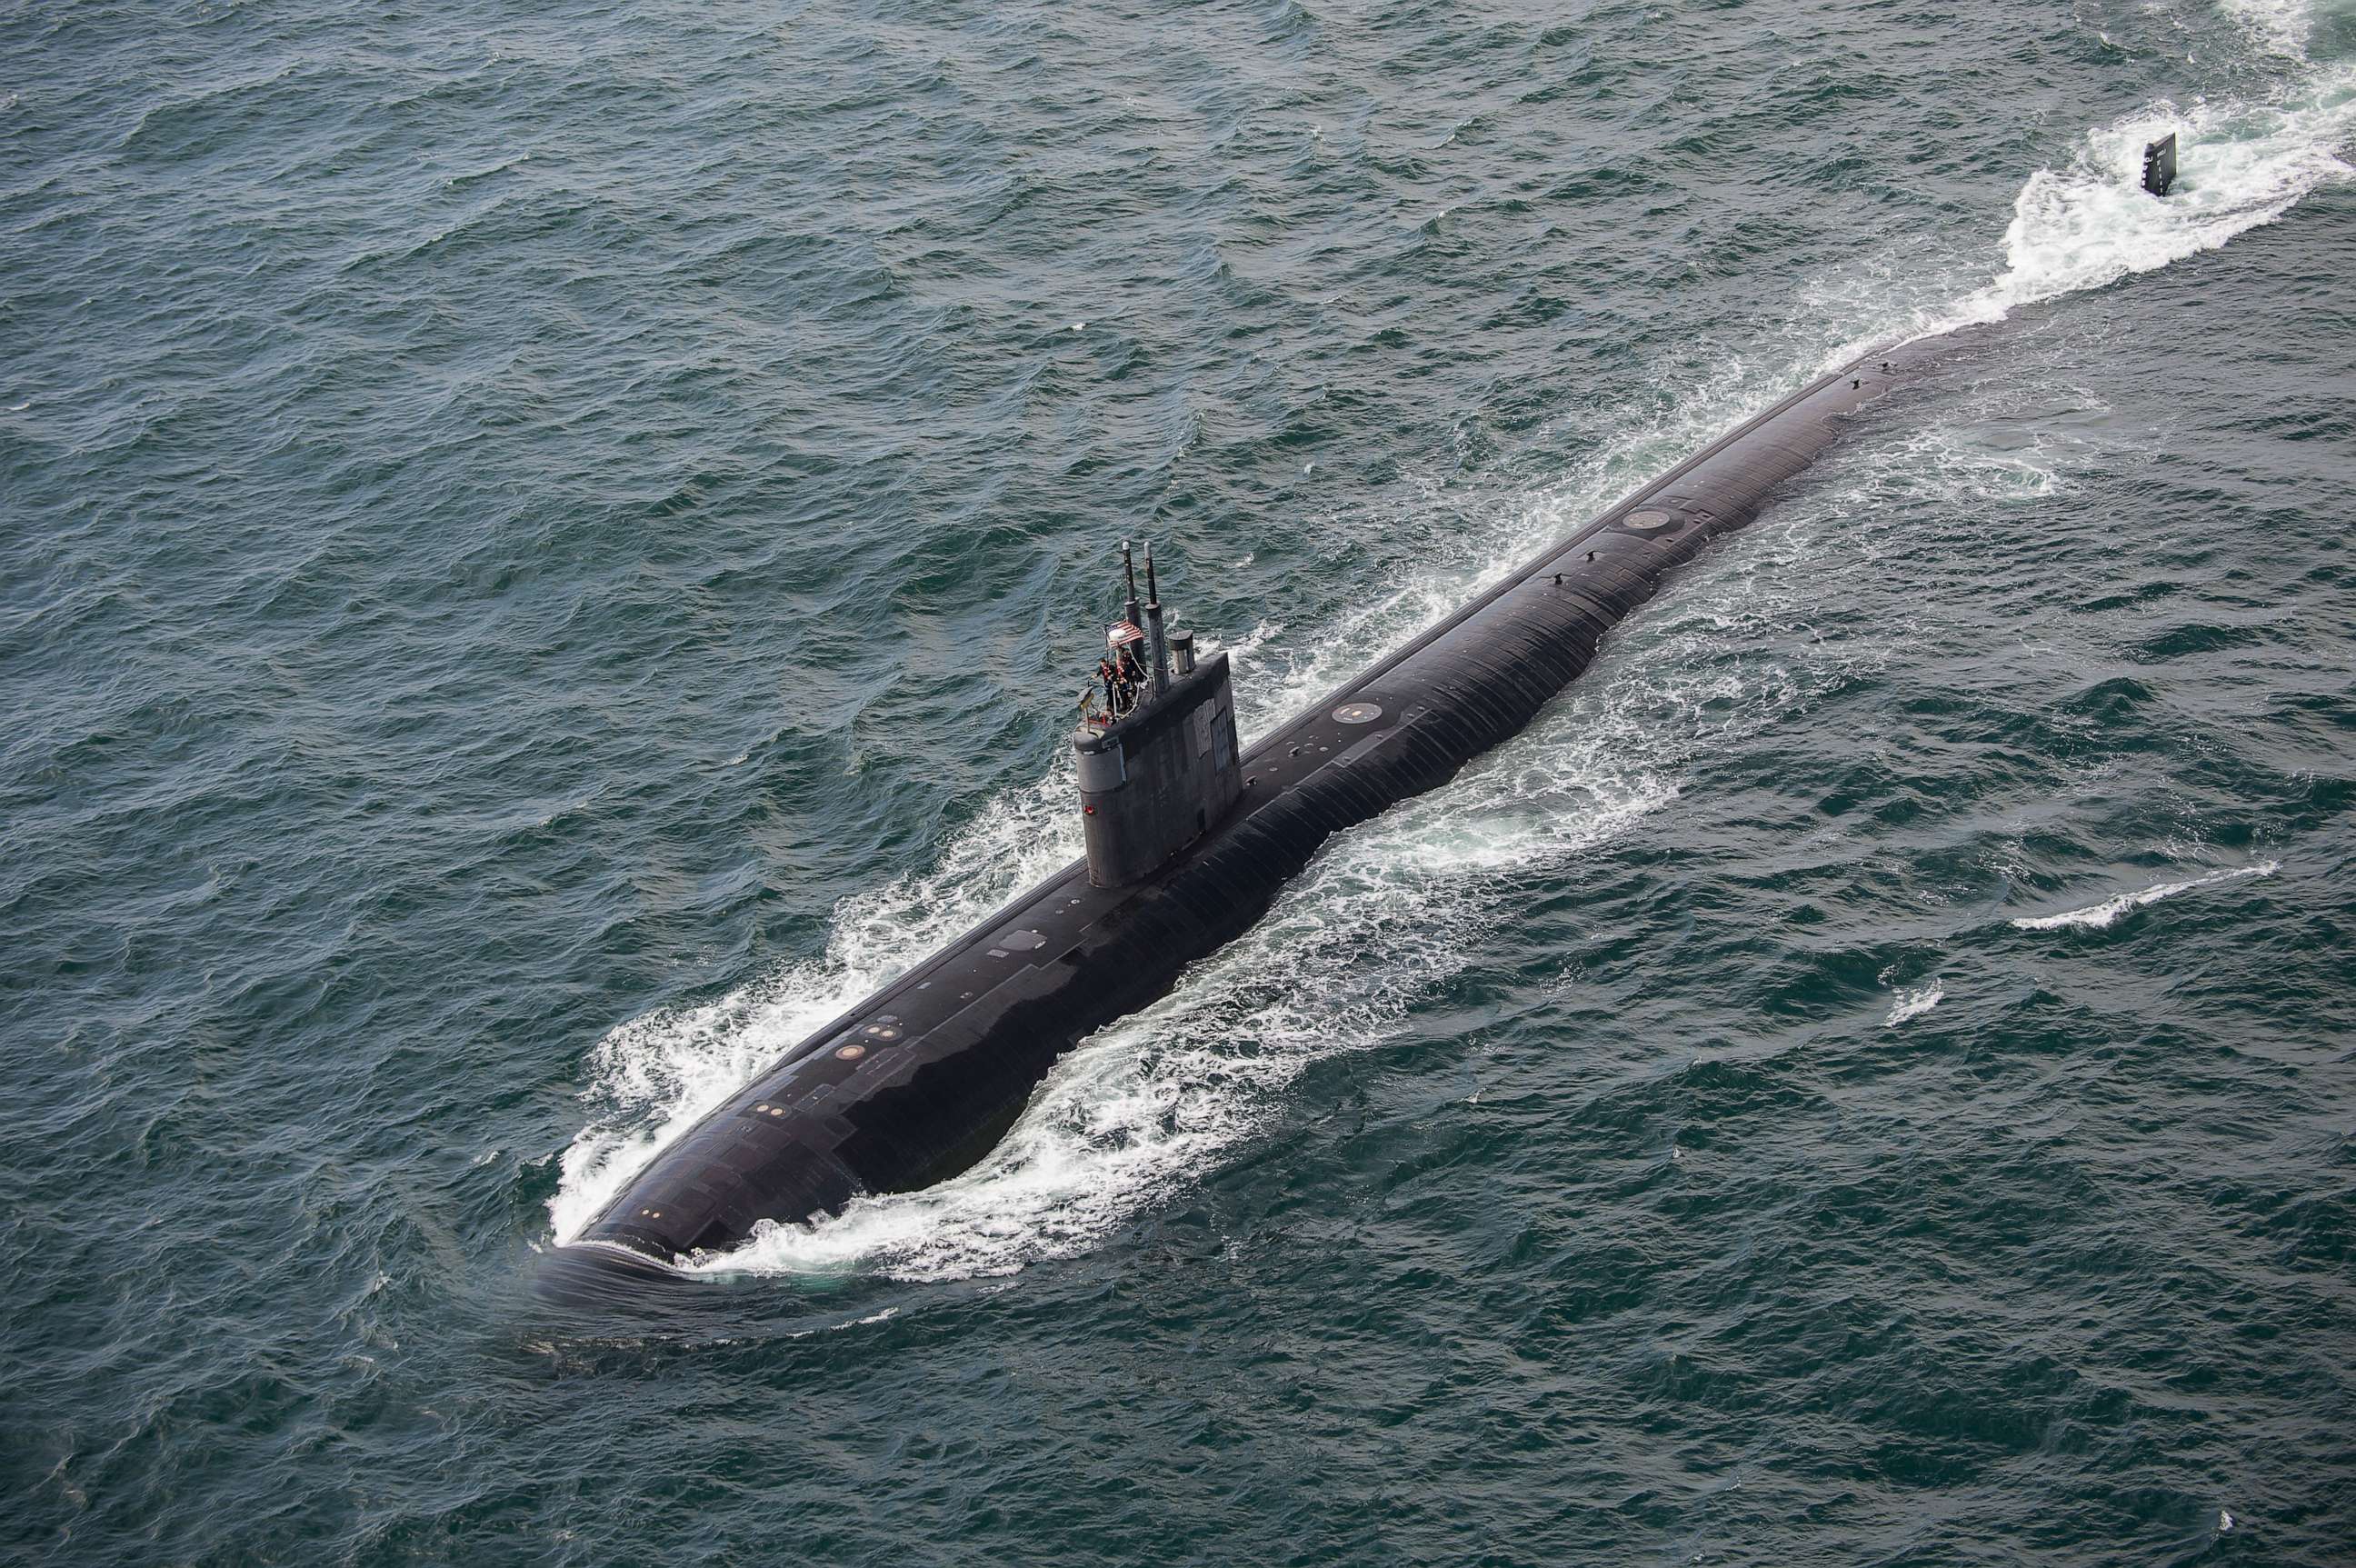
top-left (1072, 543), bottom-right (1243, 887)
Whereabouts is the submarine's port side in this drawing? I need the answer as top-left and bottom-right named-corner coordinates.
top-left (543, 334), bottom-right (1962, 1290)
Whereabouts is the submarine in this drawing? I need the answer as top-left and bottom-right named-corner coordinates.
top-left (540, 325), bottom-right (1987, 1299)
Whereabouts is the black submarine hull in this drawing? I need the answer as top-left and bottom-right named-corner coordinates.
top-left (548, 333), bottom-right (1962, 1288)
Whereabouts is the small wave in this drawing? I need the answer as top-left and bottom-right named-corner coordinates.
top-left (1884, 982), bottom-right (1945, 1026)
top-left (767, 1303), bottom-right (906, 1341)
top-left (2010, 860), bottom-right (2280, 932)
top-left (444, 152), bottom-right (531, 190)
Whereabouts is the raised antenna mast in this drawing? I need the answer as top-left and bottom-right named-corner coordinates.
top-left (1143, 542), bottom-right (1172, 697)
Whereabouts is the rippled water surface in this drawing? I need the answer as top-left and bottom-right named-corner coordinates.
top-left (5, 0), bottom-right (2353, 1563)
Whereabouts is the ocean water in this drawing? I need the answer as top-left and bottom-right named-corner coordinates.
top-left (5, 0), bottom-right (2353, 1562)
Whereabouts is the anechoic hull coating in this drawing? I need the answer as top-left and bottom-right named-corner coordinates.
top-left (545, 337), bottom-right (1948, 1291)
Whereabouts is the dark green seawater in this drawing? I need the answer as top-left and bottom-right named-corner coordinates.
top-left (6, 0), bottom-right (2355, 1562)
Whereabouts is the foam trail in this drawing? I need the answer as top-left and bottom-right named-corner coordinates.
top-left (1922, 83), bottom-right (2354, 338)
top-left (1810, 2), bottom-right (2355, 360)
top-left (2010, 861), bottom-right (2280, 933)
top-left (1885, 983), bottom-right (1945, 1026)
top-left (2222, 0), bottom-right (2314, 56)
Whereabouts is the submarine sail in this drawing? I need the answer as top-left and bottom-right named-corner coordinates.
top-left (542, 333), bottom-right (1961, 1294)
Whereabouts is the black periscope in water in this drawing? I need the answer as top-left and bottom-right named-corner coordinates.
top-left (539, 327), bottom-right (1988, 1300)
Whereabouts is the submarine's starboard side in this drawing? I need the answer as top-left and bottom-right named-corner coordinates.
top-left (544, 335), bottom-right (1958, 1293)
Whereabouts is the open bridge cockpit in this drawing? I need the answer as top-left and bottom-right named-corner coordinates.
top-left (1078, 541), bottom-right (1200, 734)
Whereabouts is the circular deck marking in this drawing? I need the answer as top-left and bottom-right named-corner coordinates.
top-left (1622, 508), bottom-right (1674, 531)
top-left (1333, 702), bottom-right (1383, 724)
top-left (835, 1044), bottom-right (867, 1062)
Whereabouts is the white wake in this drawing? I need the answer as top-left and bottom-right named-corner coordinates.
top-left (1885, 982), bottom-right (1946, 1027)
top-left (2010, 860), bottom-right (2281, 933)
top-left (1912, 32), bottom-right (2355, 341)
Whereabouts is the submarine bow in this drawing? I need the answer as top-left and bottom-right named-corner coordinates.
top-left (548, 334), bottom-right (1961, 1289)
